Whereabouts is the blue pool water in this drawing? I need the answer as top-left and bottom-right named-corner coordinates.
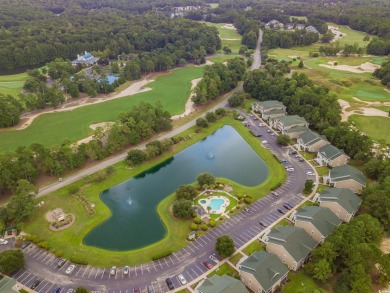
top-left (200, 199), bottom-right (207, 204)
top-left (209, 199), bottom-right (225, 211)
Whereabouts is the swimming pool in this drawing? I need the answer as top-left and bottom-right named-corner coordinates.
top-left (200, 199), bottom-right (207, 204)
top-left (209, 199), bottom-right (225, 211)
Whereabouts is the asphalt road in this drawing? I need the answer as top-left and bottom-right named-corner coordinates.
top-left (3, 31), bottom-right (319, 293)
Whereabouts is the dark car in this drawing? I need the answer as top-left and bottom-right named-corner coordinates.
top-left (298, 158), bottom-right (305, 162)
top-left (58, 258), bottom-right (66, 268)
top-left (21, 242), bottom-right (31, 249)
top-left (31, 280), bottom-right (41, 289)
top-left (290, 151), bottom-right (297, 155)
top-left (277, 208), bottom-right (285, 214)
top-left (202, 261), bottom-right (213, 269)
top-left (53, 287), bottom-right (61, 293)
top-left (283, 204), bottom-right (291, 210)
top-left (256, 134), bottom-right (263, 137)
top-left (259, 221), bottom-right (268, 227)
top-left (165, 278), bottom-right (175, 290)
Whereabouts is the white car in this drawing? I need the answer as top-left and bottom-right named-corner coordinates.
top-left (65, 265), bottom-right (76, 275)
top-left (287, 168), bottom-right (295, 172)
top-left (123, 266), bottom-right (129, 275)
top-left (307, 171), bottom-right (315, 176)
top-left (258, 123), bottom-right (265, 127)
top-left (261, 140), bottom-right (268, 144)
top-left (110, 266), bottom-right (117, 276)
top-left (0, 239), bottom-right (8, 245)
top-left (178, 274), bottom-right (187, 285)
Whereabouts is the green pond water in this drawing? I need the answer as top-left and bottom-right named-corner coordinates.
top-left (84, 126), bottom-right (269, 250)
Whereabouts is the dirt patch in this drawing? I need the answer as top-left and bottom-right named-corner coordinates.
top-left (380, 237), bottom-right (390, 254)
top-left (77, 122), bottom-right (114, 145)
top-left (320, 61), bottom-right (380, 73)
top-left (221, 38), bottom-right (240, 41)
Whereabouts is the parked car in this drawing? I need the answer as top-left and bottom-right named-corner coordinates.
top-left (202, 261), bottom-right (213, 269)
top-left (281, 159), bottom-right (288, 163)
top-left (21, 241), bottom-right (31, 249)
top-left (261, 140), bottom-right (268, 144)
top-left (298, 158), bottom-right (305, 162)
top-left (255, 134), bottom-right (263, 137)
top-left (307, 171), bottom-right (315, 176)
top-left (271, 191), bottom-right (279, 197)
top-left (283, 204), bottom-right (291, 210)
top-left (258, 123), bottom-right (265, 127)
top-left (290, 151), bottom-right (297, 155)
top-left (53, 287), bottom-right (61, 293)
top-left (259, 221), bottom-right (268, 227)
top-left (267, 129), bottom-right (272, 133)
top-left (286, 168), bottom-right (295, 172)
top-left (123, 266), bottom-right (129, 275)
top-left (253, 117), bottom-right (259, 120)
top-left (65, 264), bottom-right (76, 275)
top-left (285, 202), bottom-right (294, 209)
top-left (147, 285), bottom-right (155, 293)
top-left (0, 239), bottom-right (8, 245)
top-left (277, 208), bottom-right (285, 214)
top-left (110, 266), bottom-right (117, 276)
top-left (271, 133), bottom-right (275, 136)
top-left (165, 277), bottom-right (175, 290)
top-left (133, 288), bottom-right (140, 293)
top-left (178, 274), bottom-right (187, 285)
top-left (57, 259), bottom-right (66, 268)
top-left (31, 280), bottom-right (41, 289)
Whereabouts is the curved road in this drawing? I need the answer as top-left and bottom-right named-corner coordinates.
top-left (4, 30), bottom-right (318, 293)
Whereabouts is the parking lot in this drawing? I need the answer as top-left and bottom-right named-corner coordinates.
top-left (10, 110), bottom-right (316, 293)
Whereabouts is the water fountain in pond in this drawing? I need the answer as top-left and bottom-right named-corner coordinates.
top-left (207, 152), bottom-right (215, 160)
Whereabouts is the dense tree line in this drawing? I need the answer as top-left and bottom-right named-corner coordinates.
top-left (319, 43), bottom-right (364, 57)
top-left (243, 62), bottom-right (340, 132)
top-left (0, 5), bottom-right (220, 71)
top-left (192, 58), bottom-right (246, 104)
top-left (305, 214), bottom-right (390, 292)
top-left (0, 94), bottom-right (23, 127)
top-left (262, 30), bottom-right (319, 49)
top-left (0, 102), bottom-right (172, 197)
top-left (373, 58), bottom-right (390, 88)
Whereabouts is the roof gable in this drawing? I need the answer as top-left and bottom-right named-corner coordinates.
top-left (329, 165), bottom-right (366, 186)
top-left (239, 252), bottom-right (288, 292)
top-left (318, 144), bottom-right (347, 160)
top-left (298, 131), bottom-right (327, 146)
top-left (319, 188), bottom-right (362, 214)
top-left (197, 275), bottom-right (248, 293)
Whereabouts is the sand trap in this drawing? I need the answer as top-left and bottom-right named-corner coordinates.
top-left (320, 61), bottom-right (380, 73)
top-left (77, 122), bottom-right (113, 145)
top-left (221, 38), bottom-right (240, 41)
top-left (171, 78), bottom-right (202, 120)
top-left (221, 24), bottom-right (236, 30)
top-left (328, 26), bottom-right (346, 43)
top-left (352, 97), bottom-right (390, 106)
top-left (338, 99), bottom-right (389, 121)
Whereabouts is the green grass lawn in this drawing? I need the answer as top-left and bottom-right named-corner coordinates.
top-left (283, 271), bottom-right (325, 293)
top-left (0, 66), bottom-right (203, 153)
top-left (290, 16), bottom-right (307, 21)
top-left (242, 240), bottom-right (264, 255)
top-left (0, 72), bottom-right (28, 97)
top-left (24, 118), bottom-right (287, 266)
top-left (316, 166), bottom-right (329, 176)
top-left (208, 263), bottom-right (238, 278)
top-left (327, 22), bottom-right (374, 47)
top-left (203, 22), bottom-right (242, 53)
top-left (209, 3), bottom-right (219, 8)
top-left (207, 54), bottom-right (242, 63)
top-left (349, 115), bottom-right (390, 143)
top-left (229, 252), bottom-right (244, 265)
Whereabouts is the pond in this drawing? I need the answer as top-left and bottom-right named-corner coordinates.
top-left (83, 126), bottom-right (269, 250)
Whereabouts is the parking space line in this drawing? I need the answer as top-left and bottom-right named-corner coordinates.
top-left (20, 272), bottom-right (32, 283)
top-left (198, 237), bottom-right (207, 245)
top-left (88, 267), bottom-right (94, 278)
top-left (100, 268), bottom-right (105, 279)
top-left (16, 271), bottom-right (28, 281)
top-left (94, 268), bottom-right (100, 278)
top-left (75, 266), bottom-right (83, 277)
top-left (82, 266), bottom-right (89, 277)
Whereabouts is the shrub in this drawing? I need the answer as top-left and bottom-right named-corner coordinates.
top-left (69, 185), bottom-right (81, 194)
top-left (69, 256), bottom-right (88, 265)
top-left (105, 166), bottom-right (115, 175)
top-left (152, 251), bottom-right (172, 260)
top-left (201, 224), bottom-right (208, 231)
top-left (19, 289), bottom-right (29, 293)
top-left (191, 223), bottom-right (198, 230)
top-left (196, 117), bottom-right (209, 128)
top-left (205, 112), bottom-right (217, 123)
top-left (334, 62), bottom-right (338, 66)
top-left (244, 197), bottom-right (252, 204)
top-left (173, 199), bottom-right (194, 218)
top-left (312, 52), bottom-right (319, 57)
top-left (209, 219), bottom-right (217, 227)
top-left (194, 217), bottom-right (202, 224)
top-left (215, 108), bottom-right (227, 117)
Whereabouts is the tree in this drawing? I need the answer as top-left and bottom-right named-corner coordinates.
top-left (276, 134), bottom-right (290, 146)
top-left (215, 235), bottom-right (235, 257)
top-left (196, 118), bottom-right (209, 128)
top-left (6, 179), bottom-right (37, 224)
top-left (175, 185), bottom-right (198, 200)
top-left (197, 173), bottom-right (215, 188)
top-left (311, 259), bottom-right (332, 282)
top-left (228, 93), bottom-right (245, 107)
top-left (304, 180), bottom-right (314, 193)
top-left (298, 60), bottom-right (304, 68)
top-left (126, 149), bottom-right (147, 166)
top-left (205, 112), bottom-right (217, 123)
top-left (172, 199), bottom-right (194, 218)
top-left (0, 250), bottom-right (24, 274)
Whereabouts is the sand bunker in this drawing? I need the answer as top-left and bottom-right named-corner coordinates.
top-left (77, 122), bottom-right (114, 145)
top-left (338, 99), bottom-right (389, 121)
top-left (320, 61), bottom-right (380, 73)
top-left (328, 26), bottom-right (346, 43)
top-left (221, 24), bottom-right (236, 30)
top-left (171, 78), bottom-right (202, 120)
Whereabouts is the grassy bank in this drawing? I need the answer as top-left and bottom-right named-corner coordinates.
top-left (0, 66), bottom-right (203, 153)
top-left (24, 118), bottom-right (286, 266)
top-left (349, 115), bottom-right (390, 143)
top-left (204, 22), bottom-right (242, 54)
top-left (0, 72), bottom-right (27, 97)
